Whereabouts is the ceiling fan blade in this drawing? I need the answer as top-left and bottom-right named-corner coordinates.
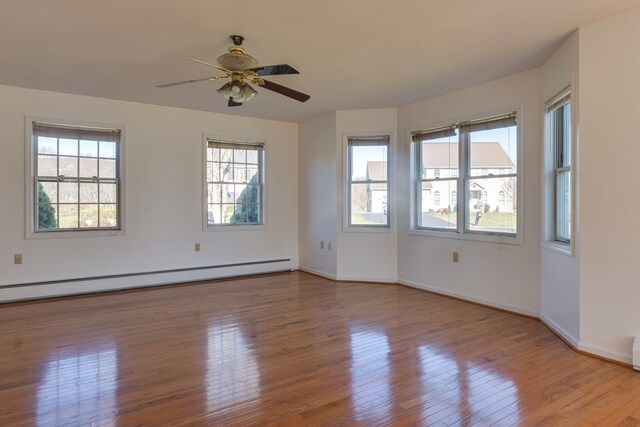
top-left (157, 77), bottom-right (213, 88)
top-left (228, 98), bottom-right (242, 107)
top-left (179, 56), bottom-right (231, 74)
top-left (248, 64), bottom-right (300, 76)
top-left (259, 79), bottom-right (310, 102)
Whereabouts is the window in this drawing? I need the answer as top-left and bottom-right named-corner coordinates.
top-left (412, 111), bottom-right (518, 237)
top-left (434, 191), bottom-right (441, 206)
top-left (347, 136), bottom-right (390, 228)
top-left (546, 89), bottom-right (571, 243)
top-left (205, 139), bottom-right (264, 226)
top-left (434, 168), bottom-right (441, 178)
top-left (31, 121), bottom-right (121, 232)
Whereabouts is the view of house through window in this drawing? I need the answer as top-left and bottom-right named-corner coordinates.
top-left (466, 123), bottom-right (518, 234)
top-left (33, 122), bottom-right (121, 232)
top-left (206, 139), bottom-right (264, 226)
top-left (417, 127), bottom-right (459, 230)
top-left (347, 136), bottom-right (390, 227)
top-left (413, 112), bottom-right (518, 236)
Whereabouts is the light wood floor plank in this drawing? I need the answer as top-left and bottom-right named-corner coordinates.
top-left (0, 271), bottom-right (637, 426)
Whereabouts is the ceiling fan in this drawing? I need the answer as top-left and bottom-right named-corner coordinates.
top-left (158, 35), bottom-right (310, 107)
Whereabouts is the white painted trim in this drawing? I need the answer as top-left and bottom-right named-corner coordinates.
top-left (398, 280), bottom-right (632, 365)
top-left (397, 278), bottom-right (538, 317)
top-left (578, 342), bottom-right (633, 366)
top-left (341, 130), bottom-right (395, 232)
top-left (201, 133), bottom-right (268, 231)
top-left (24, 115), bottom-right (127, 239)
top-left (336, 275), bottom-right (397, 284)
top-left (407, 228), bottom-right (522, 245)
top-left (0, 260), bottom-right (295, 304)
top-left (539, 312), bottom-right (579, 348)
top-left (298, 272), bottom-right (633, 367)
top-left (203, 224), bottom-right (267, 232)
top-left (540, 78), bottom-right (577, 255)
top-left (298, 266), bottom-right (337, 281)
top-left (343, 227), bottom-right (392, 234)
top-left (541, 241), bottom-right (573, 256)
top-left (406, 105), bottom-right (524, 245)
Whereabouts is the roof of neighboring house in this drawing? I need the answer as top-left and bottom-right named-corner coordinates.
top-left (365, 161), bottom-right (387, 191)
top-left (421, 142), bottom-right (513, 168)
top-left (366, 161), bottom-right (387, 181)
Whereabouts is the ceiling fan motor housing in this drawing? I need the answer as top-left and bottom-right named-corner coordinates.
top-left (158, 34), bottom-right (309, 105)
top-left (217, 47), bottom-right (258, 72)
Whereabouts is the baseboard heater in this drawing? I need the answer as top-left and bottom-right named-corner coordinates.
top-left (0, 258), bottom-right (291, 290)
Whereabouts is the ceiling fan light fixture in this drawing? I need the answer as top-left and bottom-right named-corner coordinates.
top-left (160, 35), bottom-right (310, 106)
top-left (217, 82), bottom-right (237, 99)
top-left (238, 82), bottom-right (257, 102)
top-left (217, 81), bottom-right (257, 103)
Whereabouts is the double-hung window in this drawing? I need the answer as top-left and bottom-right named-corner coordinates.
top-left (546, 89), bottom-right (572, 243)
top-left (32, 121), bottom-right (121, 232)
top-left (205, 139), bottom-right (264, 226)
top-left (347, 136), bottom-right (390, 228)
top-left (413, 112), bottom-right (519, 237)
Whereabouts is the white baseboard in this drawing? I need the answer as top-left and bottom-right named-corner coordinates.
top-left (298, 266), bottom-right (337, 281)
top-left (0, 260), bottom-right (294, 304)
top-left (336, 275), bottom-right (397, 284)
top-left (539, 312), bottom-right (580, 348)
top-left (5, 263), bottom-right (634, 367)
top-left (397, 278), bottom-right (539, 318)
top-left (398, 280), bottom-right (633, 365)
top-left (578, 342), bottom-right (633, 366)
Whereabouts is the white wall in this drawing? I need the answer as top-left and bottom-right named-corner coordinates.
top-left (0, 85), bottom-right (298, 301)
top-left (397, 70), bottom-right (542, 316)
top-left (539, 31), bottom-right (581, 345)
top-left (578, 7), bottom-right (640, 364)
top-left (336, 109), bottom-right (398, 282)
top-left (3, 6), bottom-right (640, 366)
top-left (298, 112), bottom-right (338, 278)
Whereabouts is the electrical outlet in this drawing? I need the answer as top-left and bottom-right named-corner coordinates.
top-left (14, 254), bottom-right (23, 265)
top-left (328, 242), bottom-right (332, 251)
top-left (320, 241), bottom-right (324, 249)
top-left (453, 251), bottom-right (459, 263)
top-left (195, 243), bottom-right (201, 252)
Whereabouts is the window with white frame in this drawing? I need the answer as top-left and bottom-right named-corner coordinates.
top-left (546, 89), bottom-right (571, 243)
top-left (205, 139), bottom-right (264, 226)
top-left (31, 122), bottom-right (121, 232)
top-left (412, 112), bottom-right (518, 237)
top-left (347, 136), bottom-right (390, 228)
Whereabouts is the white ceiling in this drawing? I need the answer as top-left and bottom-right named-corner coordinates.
top-left (0, 0), bottom-right (638, 122)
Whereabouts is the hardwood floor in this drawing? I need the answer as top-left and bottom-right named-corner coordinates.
top-left (0, 271), bottom-right (638, 426)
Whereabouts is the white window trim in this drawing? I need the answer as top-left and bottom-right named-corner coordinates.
top-left (541, 79), bottom-right (577, 257)
top-left (24, 116), bottom-right (126, 240)
top-left (408, 106), bottom-right (523, 245)
top-left (342, 131), bottom-right (394, 233)
top-left (201, 133), bottom-right (267, 232)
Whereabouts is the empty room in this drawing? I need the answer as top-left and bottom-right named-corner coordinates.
top-left (1, 1), bottom-right (640, 425)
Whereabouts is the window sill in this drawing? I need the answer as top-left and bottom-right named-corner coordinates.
top-left (203, 224), bottom-right (267, 232)
top-left (541, 241), bottom-right (573, 256)
top-left (407, 228), bottom-right (522, 245)
top-left (343, 225), bottom-right (392, 234)
top-left (27, 229), bottom-right (125, 240)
